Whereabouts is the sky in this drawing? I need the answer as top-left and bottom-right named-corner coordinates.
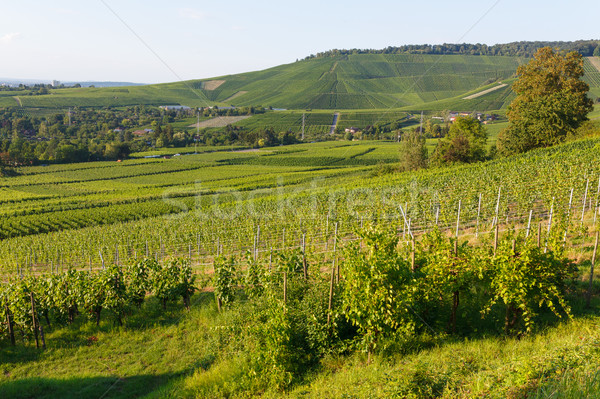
top-left (0, 0), bottom-right (598, 84)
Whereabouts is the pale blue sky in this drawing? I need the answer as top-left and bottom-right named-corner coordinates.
top-left (1, 0), bottom-right (598, 83)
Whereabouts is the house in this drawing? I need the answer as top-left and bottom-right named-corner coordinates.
top-left (209, 106), bottom-right (236, 110)
top-left (345, 127), bottom-right (360, 134)
top-left (132, 130), bottom-right (146, 136)
top-left (159, 105), bottom-right (191, 111)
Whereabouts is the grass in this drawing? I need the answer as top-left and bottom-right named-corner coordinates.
top-left (277, 315), bottom-right (600, 398)
top-left (3, 287), bottom-right (600, 398)
top-left (0, 293), bottom-right (220, 399)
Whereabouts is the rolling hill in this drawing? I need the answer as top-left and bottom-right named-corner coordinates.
top-left (2, 53), bottom-right (599, 113)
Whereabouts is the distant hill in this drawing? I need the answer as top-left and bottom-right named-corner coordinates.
top-left (0, 78), bottom-right (143, 87)
top-left (63, 81), bottom-right (145, 88)
top-left (2, 41), bottom-right (599, 112)
top-left (0, 54), bottom-right (526, 111)
top-left (190, 54), bottom-right (525, 111)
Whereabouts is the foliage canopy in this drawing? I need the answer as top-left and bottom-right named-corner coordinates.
top-left (498, 47), bottom-right (594, 155)
top-left (431, 116), bottom-right (487, 165)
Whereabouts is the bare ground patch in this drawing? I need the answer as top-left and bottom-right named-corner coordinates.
top-left (588, 57), bottom-right (600, 72)
top-left (232, 148), bottom-right (261, 153)
top-left (223, 91), bottom-right (248, 102)
top-left (202, 80), bottom-right (225, 90)
top-left (189, 115), bottom-right (252, 129)
top-left (463, 83), bottom-right (507, 100)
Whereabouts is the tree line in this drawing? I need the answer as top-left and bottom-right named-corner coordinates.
top-left (0, 104), bottom-right (294, 166)
top-left (304, 40), bottom-right (600, 60)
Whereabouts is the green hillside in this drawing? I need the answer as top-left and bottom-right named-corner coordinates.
top-left (3, 54), bottom-right (599, 114)
top-left (0, 54), bottom-right (527, 111)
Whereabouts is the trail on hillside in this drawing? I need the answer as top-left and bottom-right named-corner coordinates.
top-left (462, 83), bottom-right (507, 100)
top-left (330, 112), bottom-right (339, 135)
top-left (188, 115), bottom-right (251, 129)
top-left (13, 96), bottom-right (22, 107)
top-left (223, 91), bottom-right (248, 102)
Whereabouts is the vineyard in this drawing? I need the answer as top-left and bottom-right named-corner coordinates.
top-left (233, 111), bottom-right (336, 135)
top-left (0, 136), bottom-right (598, 275)
top-left (0, 54), bottom-right (532, 111)
top-left (2, 135), bottom-right (600, 398)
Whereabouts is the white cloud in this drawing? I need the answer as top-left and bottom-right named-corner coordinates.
top-left (0, 32), bottom-right (21, 44)
top-left (178, 8), bottom-right (206, 20)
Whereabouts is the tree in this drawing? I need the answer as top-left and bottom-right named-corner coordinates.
top-left (398, 129), bottom-right (427, 171)
top-left (431, 116), bottom-right (487, 165)
top-left (498, 47), bottom-right (593, 155)
top-left (104, 142), bottom-right (130, 160)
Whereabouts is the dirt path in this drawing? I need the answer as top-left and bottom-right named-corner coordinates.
top-left (330, 112), bottom-right (340, 135)
top-left (189, 115), bottom-right (251, 129)
top-left (463, 83), bottom-right (507, 100)
top-left (13, 96), bottom-right (22, 106)
top-left (222, 91), bottom-right (248, 102)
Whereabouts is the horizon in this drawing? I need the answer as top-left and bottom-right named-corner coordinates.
top-left (1, 0), bottom-right (599, 84)
top-left (2, 38), bottom-right (598, 87)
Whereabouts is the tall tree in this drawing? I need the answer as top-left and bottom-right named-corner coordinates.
top-left (399, 129), bottom-right (428, 171)
top-left (431, 116), bottom-right (487, 165)
top-left (498, 47), bottom-right (593, 155)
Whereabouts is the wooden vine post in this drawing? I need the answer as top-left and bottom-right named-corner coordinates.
top-left (545, 198), bottom-right (555, 253)
top-left (4, 302), bottom-right (15, 346)
top-left (586, 231), bottom-right (599, 308)
top-left (493, 187), bottom-right (502, 227)
top-left (493, 224), bottom-right (499, 256)
top-left (302, 233), bottom-right (307, 280)
top-left (283, 271), bottom-right (287, 304)
top-left (30, 292), bottom-right (39, 349)
top-left (564, 188), bottom-right (574, 244)
top-left (410, 238), bottom-right (416, 273)
top-left (334, 222), bottom-right (339, 284)
top-left (455, 200), bottom-right (462, 239)
top-left (582, 179), bottom-right (590, 225)
top-left (475, 193), bottom-right (482, 238)
top-left (327, 259), bottom-right (335, 327)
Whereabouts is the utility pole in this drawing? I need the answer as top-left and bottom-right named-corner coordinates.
top-left (68, 108), bottom-right (71, 127)
top-left (196, 110), bottom-right (200, 154)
